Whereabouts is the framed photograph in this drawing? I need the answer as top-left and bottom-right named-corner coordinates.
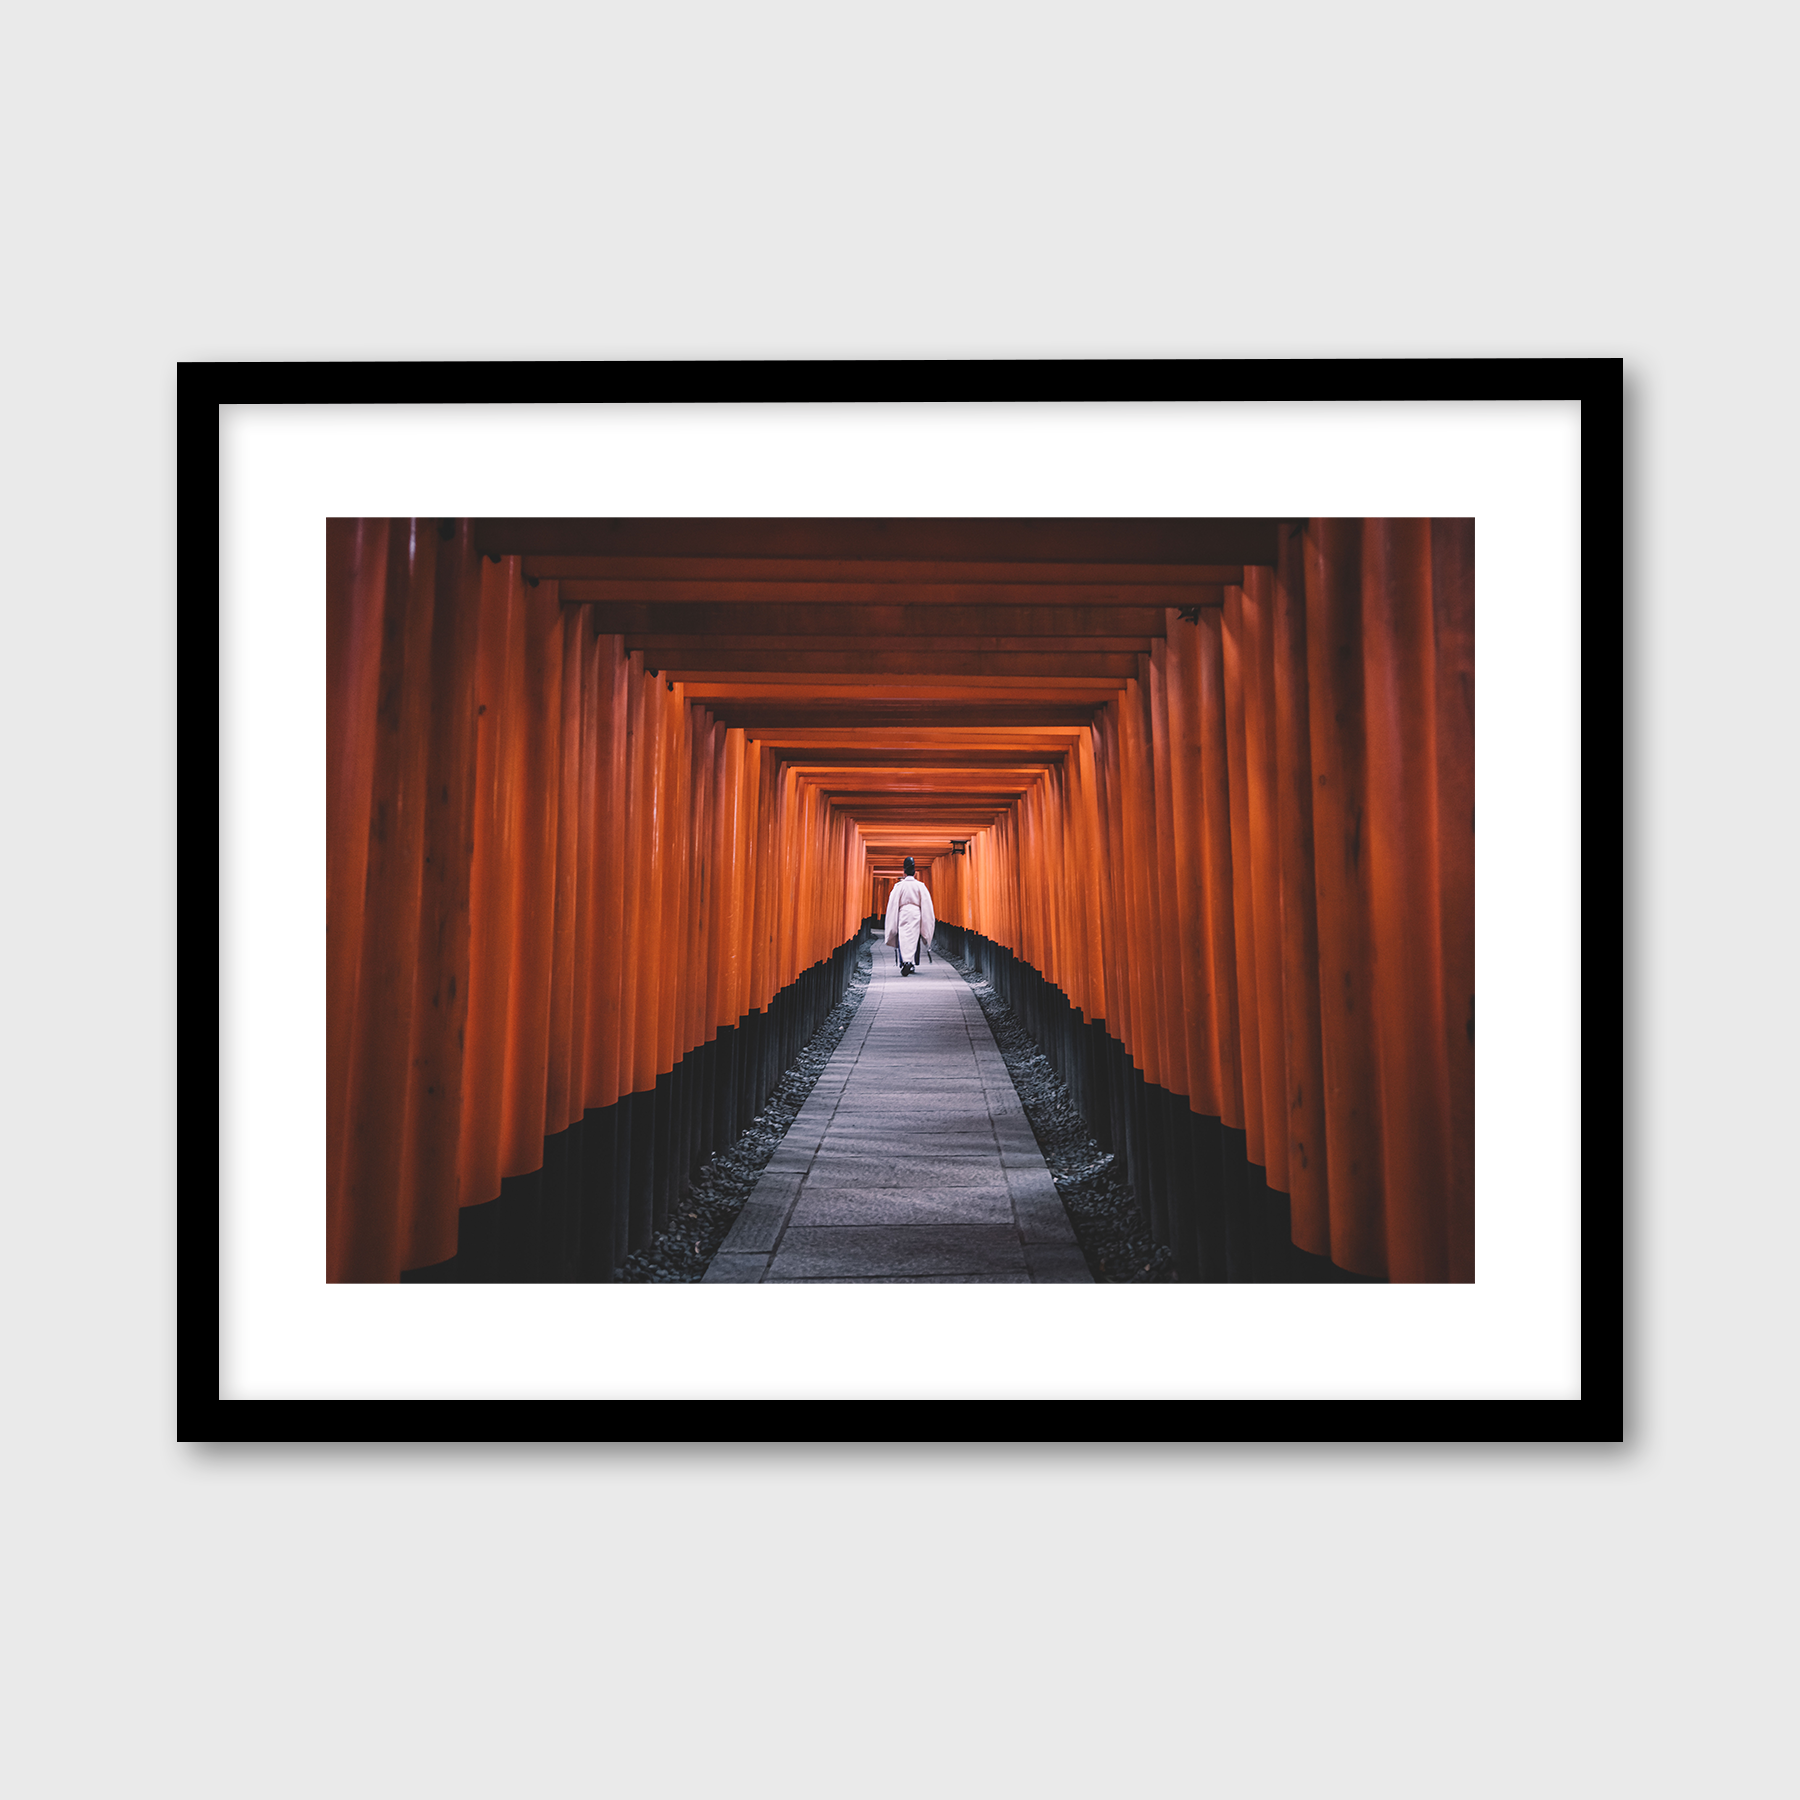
top-left (194, 359), bottom-right (1617, 1441)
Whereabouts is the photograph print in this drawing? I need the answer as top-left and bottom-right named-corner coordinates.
top-left (329, 515), bottom-right (1473, 1289)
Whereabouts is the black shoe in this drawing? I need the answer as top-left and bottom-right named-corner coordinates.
top-left (902, 963), bottom-right (913, 975)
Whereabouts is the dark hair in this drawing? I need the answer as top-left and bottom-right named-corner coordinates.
top-left (903, 856), bottom-right (915, 875)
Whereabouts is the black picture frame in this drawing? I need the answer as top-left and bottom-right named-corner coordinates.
top-left (188, 357), bottom-right (1621, 1444)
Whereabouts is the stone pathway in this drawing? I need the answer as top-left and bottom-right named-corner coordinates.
top-left (702, 936), bottom-right (1092, 1283)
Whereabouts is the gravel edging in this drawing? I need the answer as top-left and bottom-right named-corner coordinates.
top-left (955, 958), bottom-right (1177, 1284)
top-left (618, 940), bottom-right (875, 1282)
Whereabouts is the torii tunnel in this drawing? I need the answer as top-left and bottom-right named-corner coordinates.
top-left (328, 518), bottom-right (1473, 1284)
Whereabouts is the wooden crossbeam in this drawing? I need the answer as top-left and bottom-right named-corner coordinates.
top-left (769, 755), bottom-right (1070, 776)
top-left (850, 811), bottom-right (1024, 823)
top-left (807, 769), bottom-right (1043, 783)
top-left (827, 796), bottom-right (1034, 810)
top-left (480, 518), bottom-right (1281, 565)
top-left (835, 787), bottom-right (1030, 797)
top-left (677, 676), bottom-right (1127, 694)
top-left (782, 759), bottom-right (1060, 772)
top-left (562, 579), bottom-right (1226, 609)
top-left (702, 704), bottom-right (1103, 728)
top-left (630, 634), bottom-right (1155, 658)
top-left (748, 727), bottom-right (1086, 745)
top-left (538, 557), bottom-right (1242, 587)
top-left (662, 652), bottom-right (1141, 677)
top-left (579, 602), bottom-right (1176, 637)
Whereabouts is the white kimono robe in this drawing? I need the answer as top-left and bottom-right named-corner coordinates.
top-left (883, 875), bottom-right (937, 966)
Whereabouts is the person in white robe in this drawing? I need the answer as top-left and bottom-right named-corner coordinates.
top-left (883, 856), bottom-right (937, 975)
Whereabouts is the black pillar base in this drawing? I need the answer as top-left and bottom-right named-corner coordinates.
top-left (951, 930), bottom-right (1383, 1285)
top-left (399, 928), bottom-right (866, 1283)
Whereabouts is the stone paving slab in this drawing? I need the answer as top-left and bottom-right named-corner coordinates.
top-left (1006, 1168), bottom-right (1082, 1246)
top-left (699, 950), bottom-right (1090, 1284)
top-left (798, 1153), bottom-right (1005, 1190)
top-left (787, 1186), bottom-right (1016, 1228)
top-left (775, 1274), bottom-right (1034, 1284)
top-left (829, 1111), bottom-right (993, 1128)
top-left (841, 1079), bottom-right (985, 1093)
top-left (717, 1172), bottom-right (803, 1252)
top-left (702, 1252), bottom-right (772, 1282)
top-left (824, 1113), bottom-right (993, 1131)
top-left (760, 1152), bottom-right (820, 1178)
top-left (824, 1108), bottom-right (993, 1123)
top-left (767, 1225), bottom-right (1028, 1280)
top-left (833, 1135), bottom-right (999, 1154)
top-left (1023, 1243), bottom-right (1093, 1283)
